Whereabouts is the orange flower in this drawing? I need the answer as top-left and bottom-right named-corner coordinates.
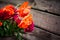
top-left (17, 1), bottom-right (31, 17)
top-left (18, 14), bottom-right (33, 29)
top-left (19, 1), bottom-right (29, 9)
top-left (0, 22), bottom-right (2, 26)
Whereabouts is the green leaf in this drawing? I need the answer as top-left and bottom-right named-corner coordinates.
top-left (16, 32), bottom-right (23, 40)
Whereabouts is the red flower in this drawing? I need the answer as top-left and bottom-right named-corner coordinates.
top-left (24, 22), bottom-right (34, 32)
top-left (0, 5), bottom-right (15, 20)
top-left (0, 9), bottom-right (4, 18)
top-left (3, 5), bottom-right (15, 15)
top-left (13, 14), bottom-right (21, 24)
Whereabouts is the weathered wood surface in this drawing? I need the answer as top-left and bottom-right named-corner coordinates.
top-left (23, 27), bottom-right (60, 40)
top-left (34, 0), bottom-right (60, 15)
top-left (30, 9), bottom-right (60, 34)
top-left (0, 0), bottom-right (26, 5)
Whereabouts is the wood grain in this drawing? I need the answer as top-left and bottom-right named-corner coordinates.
top-left (31, 9), bottom-right (60, 34)
top-left (22, 27), bottom-right (60, 40)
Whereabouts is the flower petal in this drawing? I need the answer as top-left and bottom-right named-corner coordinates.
top-left (1, 5), bottom-right (15, 20)
top-left (19, 1), bottom-right (29, 9)
top-left (17, 2), bottom-right (31, 17)
top-left (0, 22), bottom-right (2, 26)
top-left (13, 14), bottom-right (21, 24)
top-left (18, 14), bottom-right (33, 29)
top-left (24, 22), bottom-right (34, 32)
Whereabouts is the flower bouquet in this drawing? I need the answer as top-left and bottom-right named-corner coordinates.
top-left (0, 1), bottom-right (34, 40)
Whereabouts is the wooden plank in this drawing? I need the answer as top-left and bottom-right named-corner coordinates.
top-left (22, 27), bottom-right (60, 40)
top-left (30, 9), bottom-right (60, 34)
top-left (33, 0), bottom-right (60, 15)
